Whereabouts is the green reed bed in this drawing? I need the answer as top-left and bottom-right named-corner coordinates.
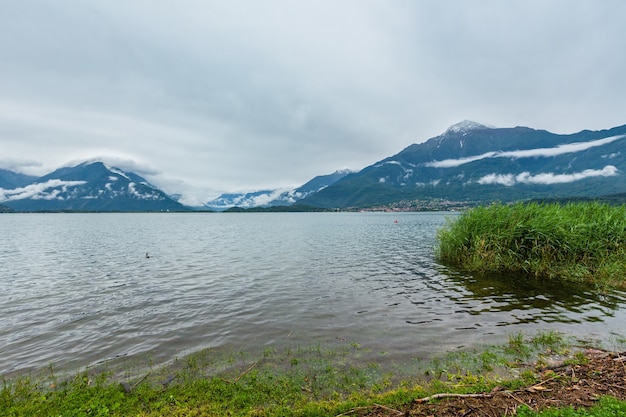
top-left (436, 202), bottom-right (626, 289)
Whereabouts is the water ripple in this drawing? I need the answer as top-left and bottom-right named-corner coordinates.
top-left (1, 212), bottom-right (625, 376)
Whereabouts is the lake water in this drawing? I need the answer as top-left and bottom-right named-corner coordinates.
top-left (1, 212), bottom-right (625, 377)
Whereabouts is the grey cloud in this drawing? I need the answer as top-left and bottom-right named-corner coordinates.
top-left (1, 1), bottom-right (625, 202)
top-left (0, 158), bottom-right (43, 175)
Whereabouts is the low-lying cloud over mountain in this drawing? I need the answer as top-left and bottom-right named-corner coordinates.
top-left (0, 179), bottom-right (87, 202)
top-left (0, 161), bottom-right (188, 211)
top-left (477, 166), bottom-right (618, 187)
top-left (300, 121), bottom-right (626, 208)
top-left (425, 135), bottom-right (623, 168)
top-left (205, 170), bottom-right (352, 210)
top-left (2, 121), bottom-right (625, 211)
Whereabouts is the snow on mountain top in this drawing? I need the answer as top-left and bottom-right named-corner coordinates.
top-left (104, 164), bottom-right (131, 181)
top-left (334, 169), bottom-right (354, 175)
top-left (444, 120), bottom-right (492, 135)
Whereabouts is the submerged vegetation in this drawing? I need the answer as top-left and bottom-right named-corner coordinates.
top-left (2, 331), bottom-right (625, 416)
top-left (436, 202), bottom-right (626, 289)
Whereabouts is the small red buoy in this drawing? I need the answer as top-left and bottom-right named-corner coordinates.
top-left (394, 219), bottom-right (398, 224)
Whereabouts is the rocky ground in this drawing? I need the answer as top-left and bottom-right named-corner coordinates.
top-left (343, 349), bottom-right (626, 417)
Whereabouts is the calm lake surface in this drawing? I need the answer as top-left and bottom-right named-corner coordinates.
top-left (1, 212), bottom-right (625, 377)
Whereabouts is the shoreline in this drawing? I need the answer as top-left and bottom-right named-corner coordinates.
top-left (3, 330), bottom-right (625, 416)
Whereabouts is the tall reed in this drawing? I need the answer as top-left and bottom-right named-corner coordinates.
top-left (436, 202), bottom-right (626, 289)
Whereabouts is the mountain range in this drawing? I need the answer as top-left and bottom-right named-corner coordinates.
top-left (204, 169), bottom-right (352, 210)
top-left (0, 161), bottom-right (188, 212)
top-left (1, 121), bottom-right (625, 212)
top-left (300, 121), bottom-right (626, 208)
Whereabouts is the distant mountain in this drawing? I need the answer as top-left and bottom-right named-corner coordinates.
top-left (301, 121), bottom-right (626, 208)
top-left (4, 121), bottom-right (625, 211)
top-left (205, 169), bottom-right (352, 210)
top-left (0, 168), bottom-right (37, 189)
top-left (0, 203), bottom-right (13, 213)
top-left (205, 189), bottom-right (284, 211)
top-left (0, 161), bottom-right (189, 212)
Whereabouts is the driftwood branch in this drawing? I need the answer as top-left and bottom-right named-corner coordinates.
top-left (414, 392), bottom-right (492, 403)
top-left (335, 403), bottom-right (403, 416)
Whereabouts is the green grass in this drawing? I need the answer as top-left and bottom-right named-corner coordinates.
top-left (3, 331), bottom-right (624, 417)
top-left (436, 202), bottom-right (626, 289)
top-left (1, 339), bottom-right (410, 417)
top-left (516, 396), bottom-right (626, 416)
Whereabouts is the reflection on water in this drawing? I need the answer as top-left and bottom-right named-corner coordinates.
top-left (0, 212), bottom-right (624, 377)
top-left (444, 270), bottom-right (625, 325)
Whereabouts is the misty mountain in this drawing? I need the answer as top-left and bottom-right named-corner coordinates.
top-left (2, 121), bottom-right (625, 212)
top-left (205, 169), bottom-right (352, 210)
top-left (0, 203), bottom-right (13, 213)
top-left (0, 168), bottom-right (37, 189)
top-left (300, 121), bottom-right (626, 208)
top-left (0, 161), bottom-right (189, 212)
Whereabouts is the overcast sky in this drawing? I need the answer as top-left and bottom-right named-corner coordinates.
top-left (1, 1), bottom-right (625, 205)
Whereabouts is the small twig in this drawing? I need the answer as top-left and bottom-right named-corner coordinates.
top-left (373, 403), bottom-right (403, 415)
top-left (506, 391), bottom-right (533, 411)
top-left (335, 406), bottom-right (370, 416)
top-left (234, 361), bottom-right (258, 382)
top-left (221, 361), bottom-right (259, 384)
top-left (530, 372), bottom-right (562, 389)
top-left (121, 371), bottom-right (151, 393)
top-left (335, 403), bottom-right (402, 417)
top-left (616, 352), bottom-right (626, 374)
top-left (133, 372), bottom-right (151, 389)
top-left (414, 392), bottom-right (492, 403)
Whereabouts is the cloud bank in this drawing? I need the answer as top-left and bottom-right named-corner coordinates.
top-left (477, 165), bottom-right (618, 186)
top-left (0, 180), bottom-right (86, 202)
top-left (426, 135), bottom-right (625, 168)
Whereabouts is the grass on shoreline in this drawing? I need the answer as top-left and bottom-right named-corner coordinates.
top-left (2, 331), bottom-right (625, 416)
top-left (436, 201), bottom-right (626, 289)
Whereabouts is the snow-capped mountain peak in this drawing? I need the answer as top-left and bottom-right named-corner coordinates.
top-left (0, 161), bottom-right (188, 211)
top-left (444, 120), bottom-right (492, 135)
top-left (204, 169), bottom-right (353, 210)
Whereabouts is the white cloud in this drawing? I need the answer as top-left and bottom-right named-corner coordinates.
top-left (477, 165), bottom-right (618, 186)
top-left (376, 161), bottom-right (402, 167)
top-left (603, 152), bottom-right (620, 159)
top-left (250, 188), bottom-right (292, 207)
top-left (500, 135), bottom-right (624, 159)
top-left (0, 180), bottom-right (86, 202)
top-left (426, 152), bottom-right (498, 168)
top-left (477, 173), bottom-right (516, 186)
top-left (517, 166), bottom-right (619, 185)
top-left (1, 1), bottom-right (625, 200)
top-left (426, 135), bottom-right (625, 168)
